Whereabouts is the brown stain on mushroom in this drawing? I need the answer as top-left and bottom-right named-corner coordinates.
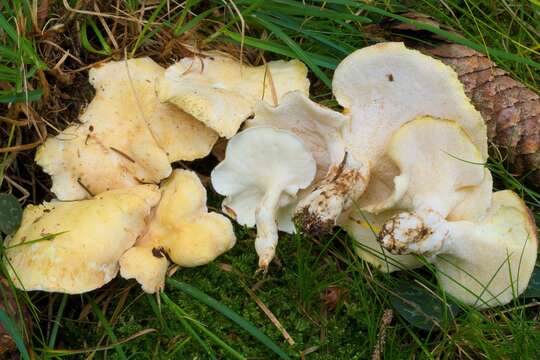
top-left (377, 212), bottom-right (432, 255)
top-left (294, 161), bottom-right (365, 236)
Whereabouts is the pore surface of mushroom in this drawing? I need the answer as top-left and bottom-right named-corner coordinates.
top-left (295, 42), bottom-right (487, 236)
top-left (36, 58), bottom-right (217, 200)
top-left (119, 169), bottom-right (236, 293)
top-left (247, 90), bottom-right (346, 181)
top-left (158, 55), bottom-right (310, 138)
top-left (211, 127), bottom-right (316, 269)
top-left (379, 190), bottom-right (538, 308)
top-left (3, 185), bottom-right (160, 294)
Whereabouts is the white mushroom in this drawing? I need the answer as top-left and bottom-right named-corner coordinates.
top-left (379, 190), bottom-right (538, 308)
top-left (247, 90), bottom-right (346, 181)
top-left (158, 55), bottom-right (310, 138)
top-left (36, 58), bottom-right (217, 200)
top-left (119, 169), bottom-right (236, 293)
top-left (295, 42), bottom-right (487, 235)
top-left (364, 117), bottom-right (486, 216)
top-left (211, 127), bottom-right (316, 269)
top-left (341, 117), bottom-right (489, 272)
top-left (3, 185), bottom-right (160, 294)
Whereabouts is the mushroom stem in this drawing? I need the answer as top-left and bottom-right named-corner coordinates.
top-left (377, 209), bottom-right (450, 257)
top-left (255, 185), bottom-right (284, 269)
top-left (294, 154), bottom-right (369, 236)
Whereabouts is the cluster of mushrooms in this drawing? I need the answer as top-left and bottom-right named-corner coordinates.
top-left (2, 42), bottom-right (537, 309)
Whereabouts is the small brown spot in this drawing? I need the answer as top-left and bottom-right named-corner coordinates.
top-left (89, 125), bottom-right (94, 132)
top-left (152, 247), bottom-right (165, 258)
top-left (387, 74), bottom-right (394, 82)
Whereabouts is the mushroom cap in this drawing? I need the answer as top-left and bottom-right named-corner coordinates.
top-left (119, 247), bottom-right (168, 293)
top-left (158, 55), bottom-right (310, 138)
top-left (333, 42), bottom-right (487, 165)
top-left (366, 117), bottom-right (486, 216)
top-left (447, 169), bottom-right (492, 221)
top-left (211, 127), bottom-right (317, 232)
top-left (143, 170), bottom-right (236, 268)
top-left (436, 190), bottom-right (538, 308)
top-left (247, 91), bottom-right (346, 181)
top-left (340, 210), bottom-right (422, 272)
top-left (36, 58), bottom-right (217, 200)
top-left (3, 185), bottom-right (160, 294)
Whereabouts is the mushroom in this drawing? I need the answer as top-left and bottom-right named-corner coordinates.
top-left (246, 90), bottom-right (346, 181)
top-left (158, 55), bottom-right (310, 138)
top-left (119, 247), bottom-right (168, 294)
top-left (36, 58), bottom-right (217, 200)
top-left (378, 190), bottom-right (538, 308)
top-left (211, 127), bottom-right (316, 269)
top-left (362, 116), bottom-right (486, 215)
top-left (119, 169), bottom-right (236, 293)
top-left (340, 209), bottom-right (422, 272)
top-left (340, 116), bottom-right (489, 272)
top-left (3, 185), bottom-right (160, 294)
top-left (294, 42), bottom-right (487, 235)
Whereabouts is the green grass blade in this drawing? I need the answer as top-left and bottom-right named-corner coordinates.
top-left (256, 0), bottom-right (371, 23)
top-left (0, 12), bottom-right (44, 68)
top-left (80, 20), bottom-right (111, 56)
top-left (223, 30), bottom-right (338, 69)
top-left (319, 0), bottom-right (540, 68)
top-left (131, 0), bottom-right (167, 56)
top-left (250, 14), bottom-right (332, 87)
top-left (0, 89), bottom-right (43, 104)
top-left (174, 8), bottom-right (215, 37)
top-left (89, 300), bottom-right (127, 360)
top-left (173, 0), bottom-right (202, 35)
top-left (166, 278), bottom-right (291, 360)
top-left (161, 293), bottom-right (246, 360)
top-left (160, 293), bottom-right (217, 359)
top-left (254, 12), bottom-right (352, 55)
top-left (0, 308), bottom-right (31, 360)
top-left (47, 294), bottom-right (68, 351)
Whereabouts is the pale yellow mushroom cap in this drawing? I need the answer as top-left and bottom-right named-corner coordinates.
top-left (119, 247), bottom-right (168, 293)
top-left (3, 185), bottom-right (160, 294)
top-left (36, 58), bottom-right (217, 200)
top-left (435, 190), bottom-right (538, 308)
top-left (158, 55), bottom-right (310, 138)
top-left (119, 169), bottom-right (236, 293)
top-left (151, 170), bottom-right (236, 267)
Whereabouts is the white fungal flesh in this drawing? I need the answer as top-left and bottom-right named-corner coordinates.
top-left (379, 191), bottom-right (538, 308)
top-left (211, 127), bottom-right (316, 268)
top-left (247, 90), bottom-right (347, 181)
top-left (296, 42), bottom-right (488, 234)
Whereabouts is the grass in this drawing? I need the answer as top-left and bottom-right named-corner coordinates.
top-left (0, 0), bottom-right (539, 359)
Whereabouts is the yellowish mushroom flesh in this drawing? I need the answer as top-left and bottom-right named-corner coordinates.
top-left (119, 170), bottom-right (236, 293)
top-left (36, 58), bottom-right (217, 200)
top-left (3, 185), bottom-right (160, 294)
top-left (158, 55), bottom-right (310, 138)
